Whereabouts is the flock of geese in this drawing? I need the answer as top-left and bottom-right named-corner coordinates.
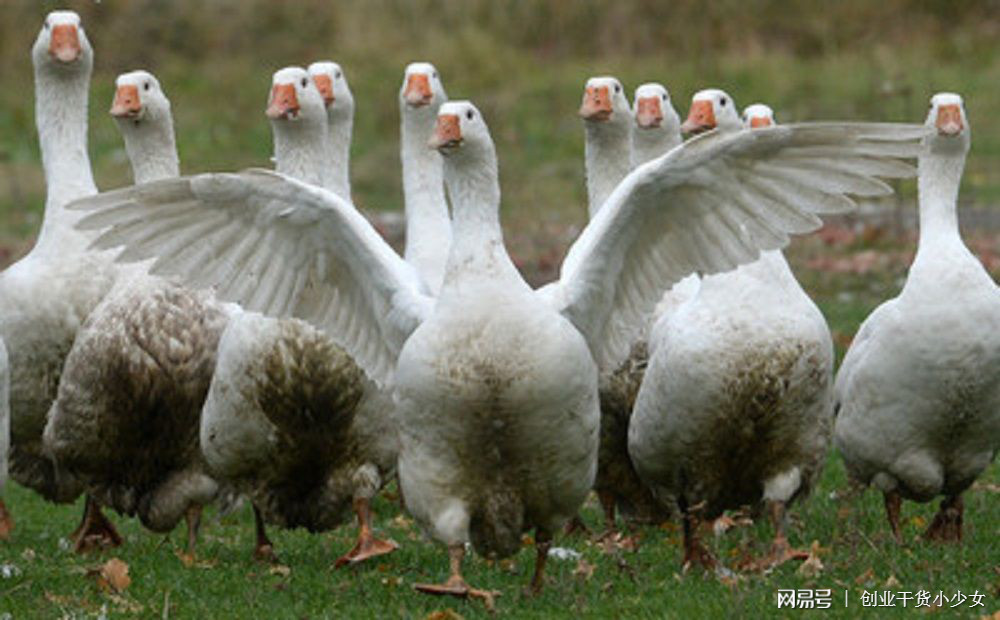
top-left (0, 10), bottom-right (997, 606)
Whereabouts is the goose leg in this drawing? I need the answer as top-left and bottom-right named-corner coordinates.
top-left (72, 495), bottom-right (123, 553)
top-left (528, 529), bottom-right (552, 595)
top-left (753, 500), bottom-right (809, 570)
top-left (680, 500), bottom-right (715, 571)
top-left (414, 544), bottom-right (501, 611)
top-left (924, 494), bottom-right (963, 542)
top-left (0, 498), bottom-right (13, 540)
top-left (563, 513), bottom-right (590, 537)
top-left (334, 496), bottom-right (399, 568)
top-left (596, 490), bottom-right (618, 541)
top-left (184, 504), bottom-right (202, 557)
top-left (883, 490), bottom-right (903, 543)
top-left (252, 503), bottom-right (277, 562)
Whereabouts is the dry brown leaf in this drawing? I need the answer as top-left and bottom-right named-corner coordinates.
top-left (911, 515), bottom-right (927, 529)
top-left (884, 574), bottom-right (901, 588)
top-left (268, 564), bottom-right (291, 577)
top-left (93, 557), bottom-right (131, 593)
top-left (424, 610), bottom-right (464, 620)
top-left (392, 514), bottom-right (413, 530)
top-left (797, 546), bottom-right (824, 578)
top-left (854, 567), bottom-right (875, 586)
top-left (573, 557), bottom-right (596, 581)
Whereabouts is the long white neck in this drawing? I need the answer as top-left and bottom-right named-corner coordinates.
top-left (631, 128), bottom-right (680, 168)
top-left (119, 115), bottom-right (179, 184)
top-left (273, 116), bottom-right (328, 187)
top-left (914, 147), bottom-right (966, 258)
top-left (584, 121), bottom-right (631, 219)
top-left (34, 60), bottom-right (97, 251)
top-left (441, 146), bottom-right (516, 286)
top-left (325, 107), bottom-right (352, 200)
top-left (401, 106), bottom-right (451, 293)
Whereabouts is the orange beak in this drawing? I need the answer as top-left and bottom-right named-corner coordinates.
top-left (681, 99), bottom-right (716, 134)
top-left (749, 115), bottom-right (772, 129)
top-left (635, 97), bottom-right (664, 129)
top-left (935, 104), bottom-right (963, 136)
top-left (266, 83), bottom-right (299, 120)
top-left (49, 24), bottom-right (81, 63)
top-left (109, 84), bottom-right (142, 118)
top-left (404, 73), bottom-right (433, 107)
top-left (579, 86), bottom-right (613, 121)
top-left (312, 74), bottom-right (334, 107)
top-left (429, 114), bottom-right (462, 150)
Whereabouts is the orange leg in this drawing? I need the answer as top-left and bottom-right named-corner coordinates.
top-left (680, 501), bottom-right (716, 571)
top-left (72, 495), bottom-right (123, 553)
top-left (924, 494), bottom-right (963, 543)
top-left (0, 498), bottom-right (13, 540)
top-left (414, 544), bottom-right (501, 611)
top-left (596, 489), bottom-right (618, 541)
top-left (529, 529), bottom-right (552, 595)
top-left (252, 503), bottom-right (277, 562)
top-left (334, 496), bottom-right (399, 568)
top-left (884, 490), bottom-right (903, 543)
top-left (752, 500), bottom-right (809, 570)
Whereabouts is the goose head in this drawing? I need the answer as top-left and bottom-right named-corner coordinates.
top-left (266, 66), bottom-right (326, 123)
top-left (925, 92), bottom-right (970, 154)
top-left (308, 61), bottom-right (354, 121)
top-left (33, 10), bottom-right (92, 73)
top-left (110, 70), bottom-right (171, 126)
top-left (579, 76), bottom-right (630, 127)
top-left (401, 62), bottom-right (448, 110)
top-left (634, 83), bottom-right (681, 133)
top-left (742, 103), bottom-right (775, 129)
top-left (430, 101), bottom-right (493, 161)
top-left (681, 88), bottom-right (741, 135)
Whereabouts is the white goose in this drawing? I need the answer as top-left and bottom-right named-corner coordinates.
top-left (400, 62), bottom-right (451, 293)
top-left (629, 96), bottom-right (890, 571)
top-left (308, 61), bottom-right (354, 198)
top-left (834, 93), bottom-right (1000, 543)
top-left (43, 70), bottom-right (234, 556)
top-left (0, 11), bottom-right (119, 545)
top-left (199, 67), bottom-right (398, 566)
top-left (631, 82), bottom-right (682, 167)
top-left (579, 76), bottom-right (632, 217)
top-left (72, 93), bottom-right (922, 601)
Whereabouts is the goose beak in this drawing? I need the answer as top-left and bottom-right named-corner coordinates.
top-left (266, 83), bottom-right (300, 120)
top-left (748, 115), bottom-right (773, 129)
top-left (579, 86), bottom-right (613, 122)
top-left (635, 97), bottom-right (664, 129)
top-left (49, 24), bottom-right (81, 63)
top-left (404, 73), bottom-right (433, 107)
top-left (681, 99), bottom-right (716, 135)
top-left (429, 114), bottom-right (462, 152)
top-left (935, 104), bottom-right (963, 136)
top-left (312, 74), bottom-right (335, 107)
top-left (110, 84), bottom-right (142, 119)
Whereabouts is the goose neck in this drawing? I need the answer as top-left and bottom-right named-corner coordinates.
top-left (402, 108), bottom-right (451, 291)
top-left (442, 148), bottom-right (506, 266)
top-left (325, 108), bottom-right (352, 200)
top-left (584, 121), bottom-right (631, 219)
top-left (119, 115), bottom-right (179, 184)
top-left (272, 116), bottom-right (328, 188)
top-left (35, 61), bottom-right (96, 207)
top-left (916, 147), bottom-right (965, 254)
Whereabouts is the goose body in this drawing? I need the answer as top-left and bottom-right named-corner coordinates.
top-left (73, 90), bottom-right (923, 599)
top-left (44, 71), bottom-right (234, 553)
top-left (629, 100), bottom-right (836, 569)
top-left (834, 93), bottom-right (1000, 542)
top-left (1, 12), bottom-right (117, 506)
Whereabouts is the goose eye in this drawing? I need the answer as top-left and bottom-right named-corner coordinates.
top-left (614, 84), bottom-right (621, 93)
top-left (301, 78), bottom-right (308, 88)
top-left (44, 21), bottom-right (50, 30)
top-left (466, 110), bottom-right (474, 120)
top-left (335, 70), bottom-right (342, 79)
top-left (432, 71), bottom-right (438, 79)
top-left (720, 97), bottom-right (727, 106)
top-left (661, 94), bottom-right (667, 101)
top-left (144, 82), bottom-right (150, 91)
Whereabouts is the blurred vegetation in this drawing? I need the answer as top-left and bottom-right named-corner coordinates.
top-left (2, 0), bottom-right (1000, 264)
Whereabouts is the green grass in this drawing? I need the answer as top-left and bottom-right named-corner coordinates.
top-left (0, 456), bottom-right (996, 618)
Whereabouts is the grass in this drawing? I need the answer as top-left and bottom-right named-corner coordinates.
top-left (0, 456), bottom-right (997, 618)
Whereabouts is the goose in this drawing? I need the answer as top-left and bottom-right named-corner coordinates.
top-left (833, 93), bottom-right (1000, 543)
top-left (0, 339), bottom-right (9, 539)
top-left (399, 62), bottom-right (451, 293)
top-left (0, 11), bottom-right (120, 547)
top-left (308, 61), bottom-right (353, 198)
top-left (198, 66), bottom-right (398, 566)
top-left (71, 92), bottom-right (922, 601)
top-left (628, 97), bottom-right (885, 571)
top-left (631, 83), bottom-right (682, 168)
top-left (43, 70), bottom-right (235, 556)
top-left (579, 76), bottom-right (632, 217)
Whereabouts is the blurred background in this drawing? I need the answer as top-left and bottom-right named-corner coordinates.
top-left (2, 0), bottom-right (999, 352)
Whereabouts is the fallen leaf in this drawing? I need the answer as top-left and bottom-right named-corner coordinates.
top-left (854, 567), bottom-right (875, 586)
top-left (911, 515), bottom-right (926, 529)
top-left (573, 558), bottom-right (595, 581)
top-left (20, 549), bottom-right (36, 562)
top-left (884, 574), bottom-right (900, 588)
top-left (392, 514), bottom-right (413, 530)
top-left (424, 610), bottom-right (464, 620)
top-left (797, 550), bottom-right (824, 578)
top-left (93, 558), bottom-right (131, 593)
top-left (268, 564), bottom-right (291, 577)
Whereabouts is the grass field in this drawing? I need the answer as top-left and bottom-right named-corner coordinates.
top-left (2, 1), bottom-right (1000, 617)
